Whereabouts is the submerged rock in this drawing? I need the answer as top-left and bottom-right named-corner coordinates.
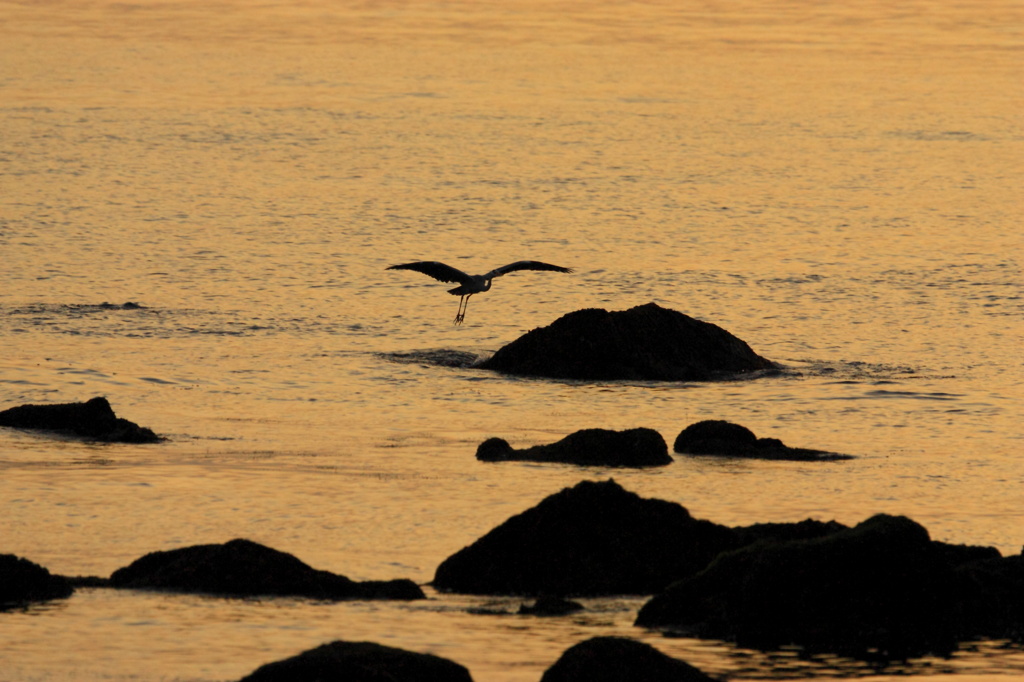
top-left (673, 420), bottom-right (853, 461)
top-left (110, 538), bottom-right (424, 601)
top-left (477, 302), bottom-right (777, 381)
top-left (476, 428), bottom-right (672, 467)
top-left (518, 596), bottom-right (585, 616)
top-left (238, 640), bottom-right (473, 682)
top-left (433, 479), bottom-right (736, 596)
top-left (380, 349), bottom-right (480, 369)
top-left (0, 554), bottom-right (74, 609)
top-left (540, 637), bottom-right (715, 682)
top-left (0, 396), bottom-right (162, 443)
top-left (636, 514), bottom-right (1020, 659)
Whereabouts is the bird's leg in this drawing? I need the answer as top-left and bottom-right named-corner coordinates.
top-left (454, 294), bottom-right (472, 325)
top-left (454, 295), bottom-right (467, 325)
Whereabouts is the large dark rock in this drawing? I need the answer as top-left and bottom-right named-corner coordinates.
top-left (674, 420), bottom-right (853, 461)
top-left (238, 640), bottom-right (473, 682)
top-left (636, 514), bottom-right (1021, 659)
top-left (109, 538), bottom-right (423, 601)
top-left (477, 303), bottom-right (777, 381)
top-left (433, 479), bottom-right (737, 596)
top-left (476, 428), bottom-right (672, 467)
top-left (540, 637), bottom-right (716, 682)
top-left (0, 396), bottom-right (161, 443)
top-left (0, 554), bottom-right (74, 609)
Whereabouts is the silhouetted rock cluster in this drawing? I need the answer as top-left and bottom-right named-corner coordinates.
top-left (433, 479), bottom-right (735, 596)
top-left (433, 479), bottom-right (1024, 660)
top-left (6, 477), bottom-right (1021, 672)
top-left (477, 427), bottom-right (671, 467)
top-left (636, 514), bottom-right (1022, 659)
top-left (478, 302), bottom-right (777, 380)
top-left (0, 554), bottom-right (74, 609)
top-left (236, 636), bottom-right (719, 682)
top-left (674, 419), bottom-right (854, 461)
top-left (109, 538), bottom-right (424, 601)
top-left (238, 640), bottom-right (474, 682)
top-left (540, 637), bottom-right (716, 682)
top-left (0, 396), bottom-right (161, 443)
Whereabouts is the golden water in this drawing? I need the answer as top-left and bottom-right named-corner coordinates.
top-left (1, 1), bottom-right (1022, 680)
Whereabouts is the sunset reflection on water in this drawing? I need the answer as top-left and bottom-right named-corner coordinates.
top-left (1, 1), bottom-right (1021, 680)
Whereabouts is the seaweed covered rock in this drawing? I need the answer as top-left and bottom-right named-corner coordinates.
top-left (110, 538), bottom-right (423, 600)
top-left (0, 396), bottom-right (161, 443)
top-left (0, 554), bottom-right (74, 609)
top-left (636, 514), bottom-right (1019, 659)
top-left (477, 303), bottom-right (777, 380)
top-left (476, 428), bottom-right (671, 467)
top-left (433, 479), bottom-right (736, 596)
top-left (540, 637), bottom-right (716, 682)
top-left (674, 420), bottom-right (853, 461)
top-left (238, 640), bottom-right (473, 682)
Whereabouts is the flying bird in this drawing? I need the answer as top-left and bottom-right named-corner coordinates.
top-left (387, 260), bottom-right (574, 325)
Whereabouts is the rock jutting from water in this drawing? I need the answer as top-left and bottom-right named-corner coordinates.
top-left (432, 479), bottom-right (849, 598)
top-left (433, 479), bottom-right (738, 596)
top-left (237, 640), bottom-right (474, 682)
top-left (476, 427), bottom-right (672, 467)
top-left (539, 637), bottom-right (716, 682)
top-left (0, 554), bottom-right (74, 610)
top-left (0, 396), bottom-right (162, 443)
top-left (636, 514), bottom-right (1024, 660)
top-left (433, 479), bottom-right (1023, 661)
top-left (476, 302), bottom-right (778, 380)
top-left (674, 419), bottom-right (855, 461)
top-left (517, 595), bottom-right (585, 616)
top-left (109, 538), bottom-right (424, 601)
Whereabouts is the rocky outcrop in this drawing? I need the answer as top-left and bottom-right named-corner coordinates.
top-left (674, 420), bottom-right (853, 461)
top-left (636, 514), bottom-right (1021, 659)
top-left (477, 303), bottom-right (777, 380)
top-left (476, 428), bottom-right (672, 467)
top-left (433, 480), bottom-right (736, 596)
top-left (0, 554), bottom-right (74, 609)
top-left (0, 396), bottom-right (161, 443)
top-left (237, 640), bottom-right (473, 682)
top-left (109, 538), bottom-right (423, 601)
top-left (540, 637), bottom-right (716, 682)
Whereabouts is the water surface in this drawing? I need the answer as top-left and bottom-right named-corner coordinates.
top-left (1, 1), bottom-right (1022, 680)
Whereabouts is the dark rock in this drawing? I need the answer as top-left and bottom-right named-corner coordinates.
top-left (477, 303), bottom-right (777, 381)
top-left (99, 301), bottom-right (144, 310)
top-left (635, 514), bottom-right (1019, 659)
top-left (0, 554), bottom-right (74, 609)
top-left (540, 637), bottom-right (716, 682)
top-left (109, 538), bottom-right (424, 601)
top-left (950, 554), bottom-right (1024, 643)
top-left (0, 396), bottom-right (162, 443)
top-left (518, 595), bottom-right (585, 616)
top-left (433, 479), bottom-right (737, 596)
top-left (673, 420), bottom-right (853, 461)
top-left (238, 640), bottom-right (473, 682)
top-left (476, 428), bottom-right (672, 467)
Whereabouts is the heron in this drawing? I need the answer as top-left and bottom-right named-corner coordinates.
top-left (387, 260), bottom-right (574, 325)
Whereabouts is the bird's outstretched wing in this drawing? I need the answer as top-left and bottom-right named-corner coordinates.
top-left (387, 261), bottom-right (474, 284)
top-left (485, 261), bottom-right (574, 279)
